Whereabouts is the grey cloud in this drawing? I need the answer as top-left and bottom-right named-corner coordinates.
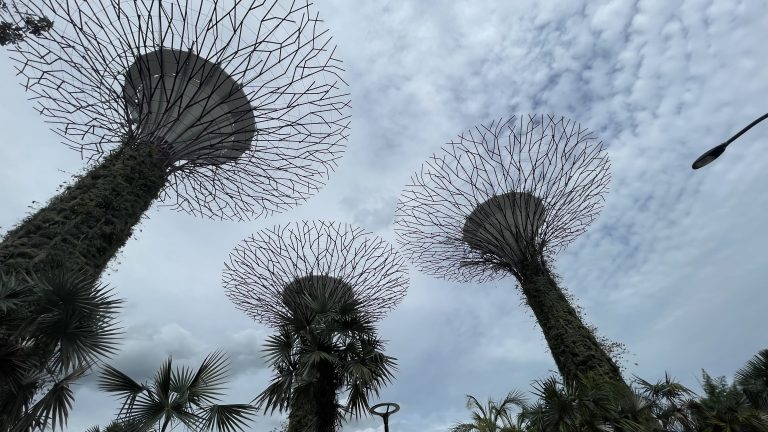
top-left (339, 190), bottom-right (398, 232)
top-left (78, 323), bottom-right (269, 391)
top-left (3, 0), bottom-right (768, 431)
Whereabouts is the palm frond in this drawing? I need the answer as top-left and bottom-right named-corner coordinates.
top-left (465, 395), bottom-right (489, 420)
top-left (252, 370), bottom-right (294, 414)
top-left (22, 365), bottom-right (87, 431)
top-left (153, 357), bottom-right (174, 405)
top-left (31, 271), bottom-right (123, 372)
top-left (735, 348), bottom-right (768, 410)
top-left (187, 350), bottom-right (229, 405)
top-left (448, 423), bottom-right (477, 432)
top-left (171, 364), bottom-right (195, 400)
top-left (117, 392), bottom-right (166, 432)
top-left (98, 364), bottom-right (146, 401)
top-left (0, 272), bottom-right (30, 314)
top-left (261, 327), bottom-right (297, 368)
top-left (499, 390), bottom-right (528, 410)
top-left (262, 285), bottom-right (399, 429)
top-left (199, 404), bottom-right (257, 432)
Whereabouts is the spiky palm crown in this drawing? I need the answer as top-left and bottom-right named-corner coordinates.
top-left (255, 287), bottom-right (397, 428)
top-left (97, 351), bottom-right (257, 432)
top-left (223, 221), bottom-right (409, 327)
top-left (0, 271), bottom-right (122, 432)
top-left (3, 0), bottom-right (350, 220)
top-left (395, 114), bottom-right (611, 283)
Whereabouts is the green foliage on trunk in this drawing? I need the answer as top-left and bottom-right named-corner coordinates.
top-left (516, 260), bottom-right (624, 385)
top-left (285, 358), bottom-right (341, 432)
top-left (0, 141), bottom-right (166, 278)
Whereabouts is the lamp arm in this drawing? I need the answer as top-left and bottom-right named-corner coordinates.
top-left (724, 112), bottom-right (768, 146)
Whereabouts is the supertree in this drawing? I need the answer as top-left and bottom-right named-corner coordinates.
top-left (394, 114), bottom-right (622, 385)
top-left (223, 221), bottom-right (408, 432)
top-left (0, 0), bottom-right (349, 278)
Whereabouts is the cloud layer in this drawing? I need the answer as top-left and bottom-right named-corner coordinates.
top-left (1, 0), bottom-right (767, 431)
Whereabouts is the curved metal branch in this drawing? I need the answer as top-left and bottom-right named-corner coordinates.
top-left (223, 221), bottom-right (408, 327)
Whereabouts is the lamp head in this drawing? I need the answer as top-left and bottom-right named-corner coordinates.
top-left (692, 143), bottom-right (729, 170)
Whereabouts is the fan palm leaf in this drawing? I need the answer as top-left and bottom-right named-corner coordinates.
top-left (735, 349), bottom-right (768, 411)
top-left (15, 366), bottom-right (88, 432)
top-left (99, 353), bottom-right (255, 432)
top-left (451, 391), bottom-right (527, 432)
top-left (201, 404), bottom-right (258, 432)
top-left (186, 350), bottom-right (229, 405)
top-left (0, 270), bottom-right (122, 431)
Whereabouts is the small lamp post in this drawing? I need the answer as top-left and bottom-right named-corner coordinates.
top-left (692, 113), bottom-right (768, 169)
top-left (369, 402), bottom-right (400, 432)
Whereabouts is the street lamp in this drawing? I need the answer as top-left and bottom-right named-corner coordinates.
top-left (692, 113), bottom-right (768, 169)
top-left (369, 402), bottom-right (400, 432)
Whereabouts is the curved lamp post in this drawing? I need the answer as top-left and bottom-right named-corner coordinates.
top-left (369, 402), bottom-right (400, 432)
top-left (692, 113), bottom-right (768, 169)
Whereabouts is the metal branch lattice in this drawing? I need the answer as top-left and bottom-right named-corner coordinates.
top-left (223, 221), bottom-right (408, 327)
top-left (6, 0), bottom-right (350, 220)
top-left (395, 114), bottom-right (611, 283)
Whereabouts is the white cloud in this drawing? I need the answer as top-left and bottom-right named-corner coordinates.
top-left (2, 0), bottom-right (768, 431)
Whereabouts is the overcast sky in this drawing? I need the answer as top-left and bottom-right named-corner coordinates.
top-left (2, 0), bottom-right (768, 431)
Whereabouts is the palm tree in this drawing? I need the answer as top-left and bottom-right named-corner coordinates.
top-left (97, 351), bottom-right (256, 432)
top-left (517, 374), bottom-right (664, 432)
top-left (255, 285), bottom-right (397, 432)
top-left (633, 373), bottom-right (697, 431)
top-left (687, 371), bottom-right (768, 432)
top-left (449, 391), bottom-right (528, 432)
top-left (736, 349), bottom-right (768, 412)
top-left (0, 270), bottom-right (122, 431)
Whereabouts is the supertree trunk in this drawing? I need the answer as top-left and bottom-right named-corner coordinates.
top-left (287, 405), bottom-right (313, 432)
top-left (517, 260), bottom-right (623, 384)
top-left (0, 141), bottom-right (166, 277)
top-left (314, 359), bottom-right (340, 432)
top-left (287, 360), bottom-right (338, 432)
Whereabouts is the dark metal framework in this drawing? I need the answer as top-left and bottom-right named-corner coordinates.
top-left (223, 221), bottom-right (408, 327)
top-left (4, 0), bottom-right (350, 220)
top-left (395, 114), bottom-right (611, 283)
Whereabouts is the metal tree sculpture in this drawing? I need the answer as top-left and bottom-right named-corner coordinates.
top-left (395, 114), bottom-right (621, 384)
top-left (0, 0), bottom-right (349, 277)
top-left (224, 221), bottom-right (408, 325)
top-left (223, 221), bottom-right (407, 431)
